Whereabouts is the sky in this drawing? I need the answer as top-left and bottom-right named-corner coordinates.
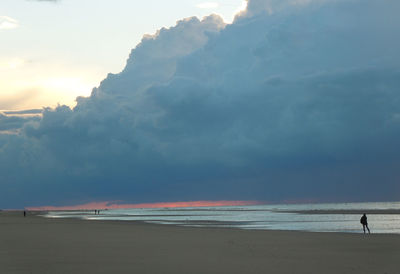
top-left (1, 0), bottom-right (400, 209)
top-left (1, 0), bottom-right (245, 110)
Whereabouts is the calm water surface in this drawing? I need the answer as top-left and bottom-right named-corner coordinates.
top-left (45, 202), bottom-right (400, 234)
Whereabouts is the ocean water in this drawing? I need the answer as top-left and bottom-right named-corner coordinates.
top-left (45, 202), bottom-right (400, 234)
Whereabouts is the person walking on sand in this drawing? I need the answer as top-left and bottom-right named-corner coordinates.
top-left (23, 210), bottom-right (26, 217)
top-left (360, 213), bottom-right (370, 234)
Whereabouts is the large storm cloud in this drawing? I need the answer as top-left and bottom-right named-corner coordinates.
top-left (1, 0), bottom-right (400, 208)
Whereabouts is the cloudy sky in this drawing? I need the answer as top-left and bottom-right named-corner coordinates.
top-left (1, 0), bottom-right (245, 110)
top-left (1, 0), bottom-right (400, 209)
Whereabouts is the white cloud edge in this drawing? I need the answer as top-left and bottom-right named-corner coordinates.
top-left (0, 16), bottom-right (19, 30)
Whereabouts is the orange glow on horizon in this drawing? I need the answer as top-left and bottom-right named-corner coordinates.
top-left (26, 200), bottom-right (263, 211)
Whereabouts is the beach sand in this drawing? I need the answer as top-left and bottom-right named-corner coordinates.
top-left (0, 211), bottom-right (398, 274)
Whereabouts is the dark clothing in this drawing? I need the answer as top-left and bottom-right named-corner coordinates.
top-left (360, 214), bottom-right (370, 234)
top-left (360, 215), bottom-right (367, 225)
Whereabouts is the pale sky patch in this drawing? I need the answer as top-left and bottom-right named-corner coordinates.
top-left (0, 16), bottom-right (19, 30)
top-left (196, 2), bottom-right (220, 9)
top-left (0, 65), bottom-right (96, 109)
top-left (0, 89), bottom-right (40, 110)
top-left (27, 0), bottom-right (59, 2)
top-left (42, 77), bottom-right (93, 104)
top-left (0, 58), bottom-right (25, 70)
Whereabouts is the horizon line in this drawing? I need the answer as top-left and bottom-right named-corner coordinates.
top-left (25, 200), bottom-right (264, 211)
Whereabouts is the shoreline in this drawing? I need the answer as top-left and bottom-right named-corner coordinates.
top-left (1, 211), bottom-right (399, 274)
top-left (276, 209), bottom-right (400, 215)
top-left (41, 207), bottom-right (400, 235)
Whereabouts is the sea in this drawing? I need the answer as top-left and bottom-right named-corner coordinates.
top-left (44, 201), bottom-right (400, 234)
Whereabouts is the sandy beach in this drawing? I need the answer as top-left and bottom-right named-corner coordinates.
top-left (0, 211), bottom-right (398, 274)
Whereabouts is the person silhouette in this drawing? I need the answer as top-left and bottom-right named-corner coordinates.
top-left (360, 213), bottom-right (370, 234)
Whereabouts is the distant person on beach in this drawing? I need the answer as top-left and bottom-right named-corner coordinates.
top-left (360, 214), bottom-right (370, 234)
top-left (23, 210), bottom-right (26, 217)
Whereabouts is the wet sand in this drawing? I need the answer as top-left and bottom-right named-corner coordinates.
top-left (0, 211), bottom-right (398, 274)
top-left (277, 209), bottom-right (400, 215)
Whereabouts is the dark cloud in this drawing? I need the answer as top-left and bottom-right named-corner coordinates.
top-left (1, 0), bottom-right (400, 208)
top-left (3, 109), bottom-right (43, 115)
top-left (0, 114), bottom-right (39, 132)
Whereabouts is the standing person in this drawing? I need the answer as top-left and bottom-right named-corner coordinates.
top-left (360, 214), bottom-right (370, 234)
top-left (23, 210), bottom-right (26, 217)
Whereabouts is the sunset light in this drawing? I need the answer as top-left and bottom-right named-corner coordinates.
top-left (1, 0), bottom-right (399, 272)
top-left (27, 200), bottom-right (262, 211)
